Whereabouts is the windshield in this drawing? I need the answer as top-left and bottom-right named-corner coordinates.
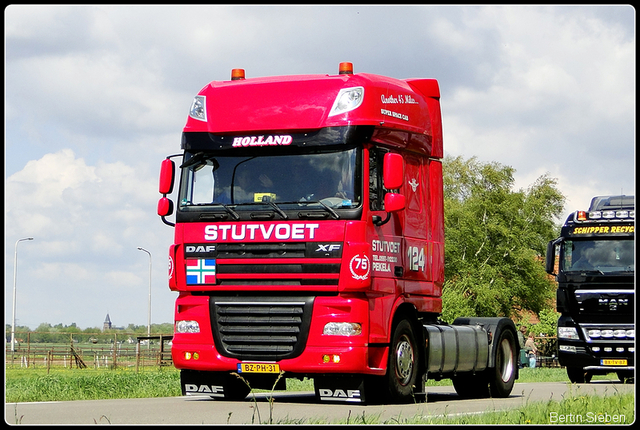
top-left (561, 239), bottom-right (634, 273)
top-left (178, 148), bottom-right (361, 212)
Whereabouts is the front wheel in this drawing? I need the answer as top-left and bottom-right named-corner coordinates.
top-left (489, 329), bottom-right (517, 397)
top-left (384, 319), bottom-right (420, 403)
top-left (617, 371), bottom-right (634, 384)
top-left (566, 366), bottom-right (588, 383)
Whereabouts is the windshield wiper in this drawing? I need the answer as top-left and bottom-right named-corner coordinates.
top-left (211, 203), bottom-right (240, 220)
top-left (268, 202), bottom-right (289, 220)
top-left (317, 200), bottom-right (340, 219)
top-left (298, 200), bottom-right (340, 219)
top-left (566, 269), bottom-right (606, 276)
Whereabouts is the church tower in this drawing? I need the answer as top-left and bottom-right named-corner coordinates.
top-left (103, 313), bottom-right (112, 331)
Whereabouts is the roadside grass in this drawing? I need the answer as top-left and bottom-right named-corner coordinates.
top-left (5, 367), bottom-right (181, 403)
top-left (5, 366), bottom-right (633, 424)
top-left (4, 366), bottom-right (623, 403)
top-left (321, 390), bottom-right (634, 425)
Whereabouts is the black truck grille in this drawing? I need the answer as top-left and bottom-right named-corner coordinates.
top-left (213, 242), bottom-right (341, 286)
top-left (210, 296), bottom-right (314, 360)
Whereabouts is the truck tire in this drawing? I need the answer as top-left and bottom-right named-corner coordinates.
top-left (488, 328), bottom-right (517, 397)
top-left (385, 319), bottom-right (420, 403)
top-left (566, 366), bottom-right (587, 383)
top-left (617, 371), bottom-right (634, 384)
top-left (224, 373), bottom-right (252, 400)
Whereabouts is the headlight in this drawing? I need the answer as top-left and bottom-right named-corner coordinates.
top-left (588, 329), bottom-right (601, 338)
top-left (189, 95), bottom-right (207, 121)
top-left (323, 322), bottom-right (362, 336)
top-left (558, 327), bottom-right (580, 339)
top-left (328, 87), bottom-right (364, 117)
top-left (176, 320), bottom-right (200, 333)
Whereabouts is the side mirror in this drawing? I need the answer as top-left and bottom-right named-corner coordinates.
top-left (384, 192), bottom-right (405, 213)
top-left (158, 157), bottom-right (176, 227)
top-left (157, 197), bottom-right (174, 217)
top-left (373, 152), bottom-right (406, 226)
top-left (545, 239), bottom-right (561, 275)
top-left (159, 158), bottom-right (176, 195)
top-left (383, 152), bottom-right (404, 190)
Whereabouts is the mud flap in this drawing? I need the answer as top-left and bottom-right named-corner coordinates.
top-left (181, 370), bottom-right (227, 397)
top-left (314, 375), bottom-right (366, 403)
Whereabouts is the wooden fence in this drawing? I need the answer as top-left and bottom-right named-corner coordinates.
top-left (5, 332), bottom-right (173, 371)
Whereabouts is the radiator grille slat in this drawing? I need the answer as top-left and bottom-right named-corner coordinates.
top-left (211, 298), bottom-right (313, 360)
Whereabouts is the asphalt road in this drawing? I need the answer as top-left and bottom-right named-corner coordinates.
top-left (5, 380), bottom-right (634, 425)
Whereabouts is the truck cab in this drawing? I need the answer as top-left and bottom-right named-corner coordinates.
top-left (158, 63), bottom-right (517, 403)
top-left (546, 195), bottom-right (635, 383)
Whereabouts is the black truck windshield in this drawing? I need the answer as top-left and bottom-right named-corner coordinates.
top-left (179, 148), bottom-right (361, 212)
top-left (561, 239), bottom-right (634, 273)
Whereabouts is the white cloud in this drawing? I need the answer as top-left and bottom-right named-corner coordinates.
top-left (7, 149), bottom-right (98, 209)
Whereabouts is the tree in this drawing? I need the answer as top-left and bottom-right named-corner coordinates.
top-left (441, 155), bottom-right (565, 322)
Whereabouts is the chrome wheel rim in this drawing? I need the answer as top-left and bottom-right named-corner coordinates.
top-left (395, 334), bottom-right (414, 385)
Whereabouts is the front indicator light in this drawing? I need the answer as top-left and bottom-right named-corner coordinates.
top-left (322, 354), bottom-right (341, 364)
top-left (323, 322), bottom-right (362, 336)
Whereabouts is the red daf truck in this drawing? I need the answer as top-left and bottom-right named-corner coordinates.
top-left (157, 63), bottom-right (519, 403)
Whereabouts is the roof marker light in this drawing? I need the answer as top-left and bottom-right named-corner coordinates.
top-left (231, 69), bottom-right (245, 80)
top-left (339, 62), bottom-right (354, 75)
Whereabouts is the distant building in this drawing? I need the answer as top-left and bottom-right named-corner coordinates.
top-left (102, 313), bottom-right (125, 331)
top-left (103, 313), bottom-right (112, 331)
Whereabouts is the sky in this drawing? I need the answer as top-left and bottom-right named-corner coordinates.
top-left (4, 5), bottom-right (635, 330)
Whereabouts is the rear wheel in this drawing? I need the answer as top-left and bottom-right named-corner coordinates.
top-left (489, 329), bottom-right (517, 397)
top-left (384, 319), bottom-right (420, 403)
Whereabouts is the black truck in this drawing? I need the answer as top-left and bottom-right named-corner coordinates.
top-left (546, 195), bottom-right (634, 383)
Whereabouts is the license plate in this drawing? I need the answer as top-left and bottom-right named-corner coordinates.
top-left (237, 363), bottom-right (280, 373)
top-left (601, 359), bottom-right (627, 366)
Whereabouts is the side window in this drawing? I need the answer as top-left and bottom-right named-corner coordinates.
top-left (369, 148), bottom-right (388, 211)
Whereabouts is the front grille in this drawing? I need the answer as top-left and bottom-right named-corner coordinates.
top-left (210, 296), bottom-right (314, 360)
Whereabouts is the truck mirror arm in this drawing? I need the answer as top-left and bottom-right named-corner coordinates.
top-left (161, 216), bottom-right (175, 227)
top-left (372, 212), bottom-right (392, 226)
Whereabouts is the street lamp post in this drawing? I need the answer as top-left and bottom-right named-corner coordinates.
top-left (11, 237), bottom-right (34, 352)
top-left (137, 247), bottom-right (152, 339)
